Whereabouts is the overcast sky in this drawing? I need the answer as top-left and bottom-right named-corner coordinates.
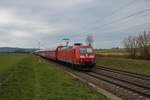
top-left (0, 0), bottom-right (150, 49)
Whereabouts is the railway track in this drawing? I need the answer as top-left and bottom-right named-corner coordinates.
top-left (61, 66), bottom-right (150, 99)
top-left (87, 66), bottom-right (150, 99)
top-left (57, 64), bottom-right (150, 99)
top-left (45, 57), bottom-right (150, 100)
top-left (96, 65), bottom-right (150, 80)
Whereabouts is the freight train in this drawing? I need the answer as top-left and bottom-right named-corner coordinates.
top-left (34, 43), bottom-right (96, 71)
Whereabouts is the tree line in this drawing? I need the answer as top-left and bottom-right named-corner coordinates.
top-left (123, 31), bottom-right (150, 59)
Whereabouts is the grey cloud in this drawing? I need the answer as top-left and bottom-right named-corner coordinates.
top-left (0, 0), bottom-right (150, 48)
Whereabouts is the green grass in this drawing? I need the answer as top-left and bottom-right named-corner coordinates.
top-left (0, 53), bottom-right (28, 73)
top-left (96, 56), bottom-right (150, 75)
top-left (0, 53), bottom-right (105, 100)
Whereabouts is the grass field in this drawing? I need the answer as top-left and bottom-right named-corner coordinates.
top-left (96, 56), bottom-right (150, 75)
top-left (95, 48), bottom-right (129, 57)
top-left (0, 53), bottom-right (105, 100)
top-left (0, 53), bottom-right (28, 74)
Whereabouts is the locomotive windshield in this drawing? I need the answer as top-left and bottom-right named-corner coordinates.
top-left (80, 48), bottom-right (93, 54)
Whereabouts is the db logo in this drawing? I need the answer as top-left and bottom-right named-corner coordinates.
top-left (86, 54), bottom-right (88, 57)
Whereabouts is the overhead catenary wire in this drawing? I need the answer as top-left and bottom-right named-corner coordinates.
top-left (93, 0), bottom-right (138, 24)
top-left (93, 8), bottom-right (150, 30)
top-left (70, 0), bottom-right (150, 39)
top-left (72, 0), bottom-right (141, 36)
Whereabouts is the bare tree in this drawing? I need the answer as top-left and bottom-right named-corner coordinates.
top-left (148, 32), bottom-right (150, 46)
top-left (123, 36), bottom-right (133, 57)
top-left (86, 35), bottom-right (94, 47)
top-left (146, 31), bottom-right (150, 48)
top-left (132, 36), bottom-right (139, 57)
top-left (148, 32), bottom-right (150, 57)
top-left (123, 31), bottom-right (150, 59)
top-left (123, 36), bottom-right (138, 57)
top-left (137, 31), bottom-right (150, 58)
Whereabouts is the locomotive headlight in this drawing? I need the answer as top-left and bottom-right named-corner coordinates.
top-left (80, 55), bottom-right (85, 58)
top-left (89, 55), bottom-right (94, 58)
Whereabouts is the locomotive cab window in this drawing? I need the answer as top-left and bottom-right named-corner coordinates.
top-left (80, 48), bottom-right (93, 54)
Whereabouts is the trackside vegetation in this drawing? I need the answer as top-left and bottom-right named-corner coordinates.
top-left (96, 56), bottom-right (150, 75)
top-left (0, 53), bottom-right (105, 100)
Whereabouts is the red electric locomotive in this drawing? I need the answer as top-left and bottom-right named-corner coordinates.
top-left (34, 43), bottom-right (96, 71)
top-left (57, 43), bottom-right (95, 70)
